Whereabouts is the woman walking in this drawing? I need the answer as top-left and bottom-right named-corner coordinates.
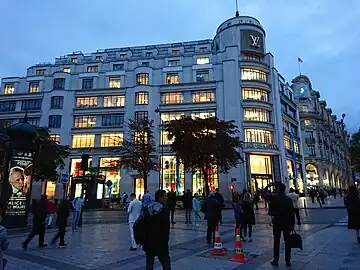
top-left (344, 186), bottom-right (360, 244)
top-left (241, 189), bottom-right (255, 242)
top-left (232, 192), bottom-right (243, 236)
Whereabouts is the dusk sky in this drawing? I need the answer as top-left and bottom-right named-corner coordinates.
top-left (0, 0), bottom-right (359, 132)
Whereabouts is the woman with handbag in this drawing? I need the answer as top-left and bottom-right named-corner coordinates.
top-left (344, 186), bottom-right (360, 244)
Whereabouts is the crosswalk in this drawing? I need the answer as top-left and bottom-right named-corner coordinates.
top-left (333, 216), bottom-right (348, 226)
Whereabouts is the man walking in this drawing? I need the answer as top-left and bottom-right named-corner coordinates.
top-left (269, 183), bottom-right (295, 267)
top-left (214, 188), bottom-right (224, 224)
top-left (201, 193), bottom-right (221, 244)
top-left (22, 195), bottom-right (48, 249)
top-left (142, 190), bottom-right (171, 270)
top-left (72, 194), bottom-right (84, 231)
top-left (182, 189), bottom-right (192, 224)
top-left (50, 199), bottom-right (70, 248)
top-left (287, 188), bottom-right (301, 225)
top-left (128, 193), bottom-right (142, 251)
top-left (167, 189), bottom-right (177, 224)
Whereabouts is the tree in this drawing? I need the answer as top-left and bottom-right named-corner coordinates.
top-left (349, 129), bottom-right (360, 172)
top-left (117, 118), bottom-right (158, 192)
top-left (166, 116), bottom-right (243, 195)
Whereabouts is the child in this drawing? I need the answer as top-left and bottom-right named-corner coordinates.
top-left (50, 199), bottom-right (70, 248)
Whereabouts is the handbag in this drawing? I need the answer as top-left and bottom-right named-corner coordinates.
top-left (288, 229), bottom-right (303, 250)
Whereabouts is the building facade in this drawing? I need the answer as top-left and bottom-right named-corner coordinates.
top-left (0, 14), bottom-right (306, 200)
top-left (292, 75), bottom-right (352, 189)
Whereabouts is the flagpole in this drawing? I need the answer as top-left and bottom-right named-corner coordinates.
top-left (298, 60), bottom-right (301, 75)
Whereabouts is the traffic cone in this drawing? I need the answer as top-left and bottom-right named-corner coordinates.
top-left (230, 229), bottom-right (248, 263)
top-left (211, 226), bottom-right (226, 256)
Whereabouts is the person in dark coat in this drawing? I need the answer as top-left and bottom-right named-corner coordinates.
top-left (22, 195), bottom-right (49, 249)
top-left (50, 199), bottom-right (70, 247)
top-left (201, 193), bottom-right (221, 244)
top-left (241, 189), bottom-right (255, 242)
top-left (167, 189), bottom-right (177, 224)
top-left (214, 188), bottom-right (224, 224)
top-left (182, 189), bottom-right (193, 224)
top-left (344, 186), bottom-right (360, 244)
top-left (143, 190), bottom-right (171, 270)
top-left (269, 183), bottom-right (295, 267)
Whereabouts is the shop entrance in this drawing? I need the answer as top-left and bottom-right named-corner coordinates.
top-left (251, 175), bottom-right (273, 192)
top-left (249, 154), bottom-right (273, 192)
top-left (133, 177), bottom-right (144, 199)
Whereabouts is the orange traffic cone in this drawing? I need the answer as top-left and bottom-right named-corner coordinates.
top-left (211, 226), bottom-right (226, 256)
top-left (230, 229), bottom-right (248, 263)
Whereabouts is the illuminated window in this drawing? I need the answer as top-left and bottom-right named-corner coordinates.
top-left (82, 78), bottom-right (93, 89)
top-left (71, 158), bottom-right (92, 177)
top-left (87, 66), bottom-right (98, 72)
top-left (160, 112), bottom-right (185, 123)
top-left (161, 131), bottom-right (174, 145)
top-left (161, 92), bottom-right (183, 104)
top-left (74, 115), bottom-right (96, 128)
top-left (166, 73), bottom-right (179, 84)
top-left (196, 57), bottom-right (210, 65)
top-left (242, 88), bottom-right (268, 102)
top-left (4, 84), bottom-right (14, 94)
top-left (134, 131), bottom-right (148, 144)
top-left (302, 105), bottom-right (309, 112)
top-left (243, 53), bottom-right (262, 61)
top-left (49, 134), bottom-right (60, 143)
top-left (135, 92), bottom-right (148, 105)
top-left (243, 108), bottom-right (271, 122)
top-left (304, 119), bottom-right (311, 126)
top-left (284, 136), bottom-right (292, 150)
top-left (192, 166), bottom-right (218, 195)
top-left (241, 68), bottom-right (267, 82)
top-left (71, 58), bottom-right (78, 63)
top-left (196, 70), bottom-right (209, 82)
top-left (135, 111), bottom-right (148, 122)
top-left (28, 82), bottom-right (40, 93)
top-left (168, 60), bottom-right (180, 66)
top-left (250, 155), bottom-right (272, 174)
top-left (99, 157), bottom-right (121, 196)
top-left (101, 114), bottom-right (124, 127)
top-left (53, 78), bottom-right (65, 90)
top-left (192, 90), bottom-right (215, 102)
top-left (136, 73), bottom-right (149, 85)
top-left (161, 156), bottom-right (185, 195)
top-left (63, 67), bottom-right (70, 73)
top-left (294, 142), bottom-right (300, 153)
top-left (72, 134), bottom-right (95, 148)
top-left (245, 129), bottom-right (273, 144)
top-left (101, 133), bottom-right (123, 147)
top-left (191, 110), bottom-right (216, 119)
top-left (109, 77), bottom-right (121, 88)
top-left (113, 64), bottom-right (124, 71)
top-left (35, 69), bottom-right (46, 76)
top-left (76, 97), bottom-right (97, 108)
top-left (104, 95), bottom-right (125, 107)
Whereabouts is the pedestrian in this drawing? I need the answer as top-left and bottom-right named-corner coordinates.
top-left (128, 193), bottom-right (142, 251)
top-left (182, 189), bottom-right (192, 224)
top-left (72, 194), bottom-right (84, 231)
top-left (0, 214), bottom-right (9, 270)
top-left (310, 188), bottom-right (316, 203)
top-left (344, 186), bottom-right (360, 244)
top-left (142, 190), bottom-right (171, 270)
top-left (287, 188), bottom-right (301, 225)
top-left (142, 190), bottom-right (153, 208)
top-left (269, 183), bottom-right (295, 267)
top-left (50, 199), bottom-right (70, 248)
top-left (201, 193), bottom-right (221, 244)
top-left (47, 196), bottom-right (56, 229)
top-left (231, 192), bottom-right (243, 236)
top-left (192, 193), bottom-right (201, 229)
top-left (122, 192), bottom-right (128, 207)
top-left (22, 195), bottom-right (49, 250)
top-left (214, 188), bottom-right (224, 224)
top-left (339, 188), bottom-right (343, 198)
top-left (241, 189), bottom-right (255, 242)
top-left (253, 190), bottom-right (260, 210)
top-left (167, 189), bottom-right (177, 224)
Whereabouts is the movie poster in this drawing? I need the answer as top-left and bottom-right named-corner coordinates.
top-left (7, 150), bottom-right (34, 216)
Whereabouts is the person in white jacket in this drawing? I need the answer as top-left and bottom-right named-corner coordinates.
top-left (192, 193), bottom-right (201, 229)
top-left (287, 188), bottom-right (301, 225)
top-left (128, 193), bottom-right (142, 251)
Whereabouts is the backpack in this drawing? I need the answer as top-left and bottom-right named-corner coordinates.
top-left (133, 211), bottom-right (148, 245)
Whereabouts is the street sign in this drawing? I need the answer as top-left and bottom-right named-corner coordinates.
top-left (60, 173), bottom-right (69, 184)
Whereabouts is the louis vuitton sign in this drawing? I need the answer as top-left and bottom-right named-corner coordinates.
top-left (241, 30), bottom-right (264, 53)
top-left (244, 142), bottom-right (279, 151)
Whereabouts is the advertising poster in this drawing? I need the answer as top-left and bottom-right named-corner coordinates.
top-left (7, 150), bottom-right (34, 217)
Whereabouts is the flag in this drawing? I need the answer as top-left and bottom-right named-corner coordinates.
top-left (298, 57), bottom-right (303, 63)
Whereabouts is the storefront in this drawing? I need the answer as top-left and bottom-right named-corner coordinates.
top-left (192, 166), bottom-right (218, 196)
top-left (287, 160), bottom-right (304, 193)
top-left (133, 177), bottom-right (144, 199)
top-left (306, 164), bottom-right (319, 186)
top-left (70, 158), bottom-right (92, 177)
top-left (249, 154), bottom-right (273, 192)
top-left (161, 156), bottom-right (185, 195)
top-left (99, 157), bottom-right (121, 199)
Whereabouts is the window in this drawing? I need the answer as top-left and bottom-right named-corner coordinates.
top-left (119, 54), bottom-right (127, 59)
top-left (109, 77), bottom-right (121, 88)
top-left (0, 101), bottom-right (16, 112)
top-left (101, 114), bottom-right (124, 127)
top-left (136, 73), bottom-right (149, 85)
top-left (135, 92), bottom-right (149, 105)
top-left (166, 73), bottom-right (179, 84)
top-left (21, 99), bottom-right (42, 111)
top-left (245, 129), bottom-right (273, 144)
top-left (49, 134), bottom-right (60, 143)
top-left (302, 105), bottom-right (309, 112)
top-left (50, 96), bottom-right (64, 109)
top-left (95, 56), bottom-right (102, 61)
top-left (308, 145), bottom-right (316, 156)
top-left (4, 84), bottom-right (14, 94)
top-left (199, 47), bottom-right (207, 52)
top-left (241, 68), bottom-right (267, 82)
top-left (76, 97), bottom-right (97, 108)
top-left (101, 133), bottom-right (123, 147)
top-left (196, 70), bottom-right (209, 82)
top-left (72, 134), bottom-right (95, 148)
top-left (87, 66), bottom-right (98, 72)
top-left (191, 110), bottom-right (216, 119)
top-left (113, 64), bottom-right (124, 71)
top-left (135, 111), bottom-right (148, 122)
top-left (305, 131), bottom-right (314, 140)
top-left (196, 57), bottom-right (209, 65)
top-left (161, 92), bottom-right (183, 104)
top-left (161, 131), bottom-right (174, 145)
top-left (168, 60), bottom-right (180, 66)
top-left (63, 67), bottom-right (70, 73)
top-left (28, 82), bottom-right (40, 93)
top-left (48, 115), bottom-right (62, 128)
top-left (35, 69), bottom-right (46, 76)
top-left (27, 118), bottom-right (40, 126)
top-left (53, 78), bottom-right (65, 90)
top-left (242, 88), bottom-right (269, 102)
top-left (103, 95), bottom-right (125, 107)
top-left (192, 90), bottom-right (215, 102)
top-left (142, 62), bottom-right (150, 67)
top-left (82, 78), bottom-right (93, 89)
top-left (74, 116), bottom-right (96, 128)
top-left (134, 131), bottom-right (148, 144)
top-left (145, 52), bottom-right (153, 57)
top-left (243, 108), bottom-right (271, 122)
top-left (160, 112), bottom-right (184, 123)
top-left (243, 53), bottom-right (262, 61)
top-left (172, 49), bottom-right (180, 56)
top-left (71, 58), bottom-right (78, 63)
top-left (304, 119), bottom-right (311, 126)
top-left (284, 136), bottom-right (292, 150)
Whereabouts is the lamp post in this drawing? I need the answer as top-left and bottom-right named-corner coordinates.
top-left (155, 107), bottom-right (164, 189)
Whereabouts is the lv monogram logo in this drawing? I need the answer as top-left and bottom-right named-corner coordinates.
top-left (249, 35), bottom-right (260, 48)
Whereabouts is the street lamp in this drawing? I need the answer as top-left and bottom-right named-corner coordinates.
top-left (155, 107), bottom-right (164, 189)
